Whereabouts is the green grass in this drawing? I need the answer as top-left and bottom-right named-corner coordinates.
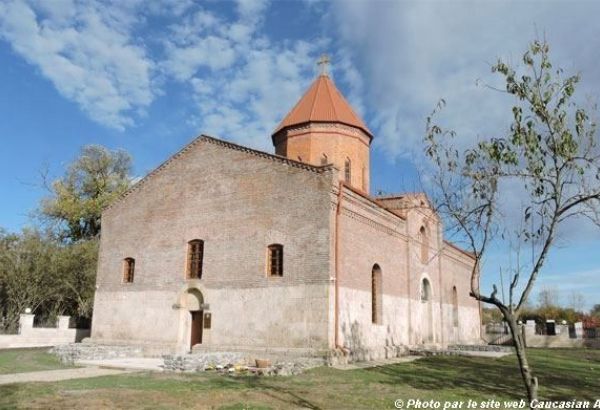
top-left (0, 348), bottom-right (598, 409)
top-left (0, 348), bottom-right (74, 375)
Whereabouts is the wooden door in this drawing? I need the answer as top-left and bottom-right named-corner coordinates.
top-left (190, 311), bottom-right (203, 348)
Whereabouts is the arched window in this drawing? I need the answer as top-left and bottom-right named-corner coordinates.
top-left (421, 278), bottom-right (434, 343)
top-left (187, 240), bottom-right (204, 279)
top-left (123, 258), bottom-right (135, 283)
top-left (372, 264), bottom-right (382, 324)
top-left (452, 286), bottom-right (459, 327)
top-left (421, 278), bottom-right (431, 302)
top-left (267, 244), bottom-right (283, 277)
top-left (419, 226), bottom-right (429, 264)
top-left (344, 158), bottom-right (351, 183)
top-left (320, 153), bottom-right (328, 165)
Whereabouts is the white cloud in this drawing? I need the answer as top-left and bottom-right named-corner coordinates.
top-left (0, 0), bottom-right (327, 142)
top-left (328, 0), bottom-right (600, 249)
top-left (330, 1), bottom-right (600, 160)
top-left (164, 35), bottom-right (236, 81)
top-left (160, 0), bottom-right (326, 151)
top-left (0, 0), bottom-right (155, 130)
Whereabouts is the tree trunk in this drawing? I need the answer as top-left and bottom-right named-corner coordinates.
top-left (506, 315), bottom-right (538, 407)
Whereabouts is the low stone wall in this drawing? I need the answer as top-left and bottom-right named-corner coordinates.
top-left (483, 321), bottom-right (600, 349)
top-left (0, 314), bottom-right (90, 349)
top-left (523, 322), bottom-right (585, 348)
top-left (51, 342), bottom-right (145, 364)
top-left (162, 352), bottom-right (250, 371)
top-left (449, 344), bottom-right (512, 353)
top-left (162, 352), bottom-right (325, 376)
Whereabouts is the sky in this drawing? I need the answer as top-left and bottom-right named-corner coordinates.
top-left (0, 0), bottom-right (599, 309)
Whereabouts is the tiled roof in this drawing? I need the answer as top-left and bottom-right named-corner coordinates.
top-left (272, 74), bottom-right (373, 139)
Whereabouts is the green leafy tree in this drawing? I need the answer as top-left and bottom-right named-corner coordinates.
top-left (54, 239), bottom-right (99, 320)
top-left (425, 39), bottom-right (600, 404)
top-left (41, 145), bottom-right (132, 242)
top-left (591, 304), bottom-right (600, 319)
top-left (0, 230), bottom-right (61, 330)
top-left (1, 144), bottom-right (131, 331)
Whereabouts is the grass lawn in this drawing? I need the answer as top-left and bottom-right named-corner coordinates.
top-left (0, 348), bottom-right (598, 409)
top-left (0, 348), bottom-right (75, 375)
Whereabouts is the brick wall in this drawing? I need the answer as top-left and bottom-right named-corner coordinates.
top-left (333, 186), bottom-right (481, 352)
top-left (273, 123), bottom-right (371, 192)
top-left (92, 137), bottom-right (335, 352)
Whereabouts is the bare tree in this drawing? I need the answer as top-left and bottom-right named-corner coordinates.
top-left (537, 287), bottom-right (560, 309)
top-left (424, 39), bottom-right (600, 404)
top-left (567, 290), bottom-right (585, 312)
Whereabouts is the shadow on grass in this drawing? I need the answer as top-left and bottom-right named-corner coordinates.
top-left (364, 350), bottom-right (599, 401)
top-left (220, 376), bottom-right (323, 410)
top-left (366, 356), bottom-right (523, 399)
top-left (88, 372), bottom-right (325, 409)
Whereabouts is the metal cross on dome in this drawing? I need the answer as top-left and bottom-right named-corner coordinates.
top-left (317, 54), bottom-right (330, 76)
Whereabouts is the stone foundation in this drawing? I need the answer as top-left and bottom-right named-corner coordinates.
top-left (448, 344), bottom-right (511, 353)
top-left (51, 343), bottom-right (145, 364)
top-left (162, 352), bottom-right (248, 372)
top-left (327, 344), bottom-right (410, 366)
top-left (162, 352), bottom-right (324, 376)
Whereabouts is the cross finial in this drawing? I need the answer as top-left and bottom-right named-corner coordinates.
top-left (317, 54), bottom-right (330, 76)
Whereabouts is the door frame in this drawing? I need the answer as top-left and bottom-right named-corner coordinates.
top-left (190, 310), bottom-right (204, 349)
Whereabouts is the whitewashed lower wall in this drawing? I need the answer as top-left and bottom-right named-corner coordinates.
top-left (91, 283), bottom-right (330, 354)
top-left (338, 288), bottom-right (411, 350)
top-left (336, 288), bottom-right (481, 355)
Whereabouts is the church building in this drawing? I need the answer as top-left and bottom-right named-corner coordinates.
top-left (90, 65), bottom-right (481, 360)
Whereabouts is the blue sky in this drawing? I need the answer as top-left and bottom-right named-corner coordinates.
top-left (0, 0), bottom-right (599, 309)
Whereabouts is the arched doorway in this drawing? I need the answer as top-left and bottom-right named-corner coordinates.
top-left (183, 288), bottom-right (204, 349)
top-left (420, 278), bottom-right (433, 343)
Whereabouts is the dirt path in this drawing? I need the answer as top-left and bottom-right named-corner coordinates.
top-left (0, 367), bottom-right (135, 385)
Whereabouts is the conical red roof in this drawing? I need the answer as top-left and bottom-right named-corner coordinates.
top-left (272, 74), bottom-right (373, 139)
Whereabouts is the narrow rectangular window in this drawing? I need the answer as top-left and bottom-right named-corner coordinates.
top-left (123, 258), bottom-right (135, 283)
top-left (344, 158), bottom-right (351, 183)
top-left (187, 240), bottom-right (204, 279)
top-left (372, 264), bottom-right (382, 324)
top-left (268, 244), bottom-right (283, 277)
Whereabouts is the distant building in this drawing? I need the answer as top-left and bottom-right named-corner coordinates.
top-left (90, 68), bottom-right (481, 359)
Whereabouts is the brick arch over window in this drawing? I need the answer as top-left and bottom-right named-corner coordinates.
top-left (267, 244), bottom-right (283, 277)
top-left (123, 257), bottom-right (135, 283)
top-left (372, 264), bottom-right (383, 324)
top-left (187, 239), bottom-right (204, 279)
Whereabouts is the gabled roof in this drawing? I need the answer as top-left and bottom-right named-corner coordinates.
top-left (105, 135), bottom-right (335, 211)
top-left (272, 74), bottom-right (373, 139)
